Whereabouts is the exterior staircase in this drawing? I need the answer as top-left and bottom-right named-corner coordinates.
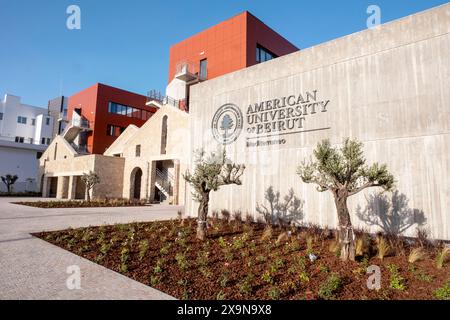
top-left (62, 113), bottom-right (91, 144)
top-left (155, 167), bottom-right (174, 204)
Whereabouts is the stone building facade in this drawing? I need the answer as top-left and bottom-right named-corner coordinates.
top-left (38, 105), bottom-right (189, 204)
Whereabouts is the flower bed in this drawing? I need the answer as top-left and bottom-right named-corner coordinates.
top-left (15, 199), bottom-right (148, 208)
top-left (34, 218), bottom-right (450, 300)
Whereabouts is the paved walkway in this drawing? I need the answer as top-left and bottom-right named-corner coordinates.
top-left (0, 197), bottom-right (179, 299)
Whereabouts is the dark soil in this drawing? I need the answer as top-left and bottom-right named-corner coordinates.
top-left (14, 199), bottom-right (149, 208)
top-left (33, 218), bottom-right (450, 300)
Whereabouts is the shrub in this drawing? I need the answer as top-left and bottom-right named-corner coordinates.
top-left (416, 228), bottom-right (430, 248)
top-left (276, 231), bottom-right (289, 245)
top-left (232, 210), bottom-right (242, 222)
top-left (218, 237), bottom-right (227, 249)
top-left (216, 291), bottom-right (226, 300)
top-left (260, 226), bottom-right (273, 242)
top-left (318, 273), bottom-right (342, 300)
top-left (387, 264), bottom-right (406, 291)
top-left (306, 235), bottom-right (314, 254)
top-left (238, 274), bottom-right (253, 296)
top-left (355, 236), bottom-right (370, 256)
top-left (267, 286), bottom-right (282, 300)
top-left (218, 272), bottom-right (230, 288)
top-left (329, 239), bottom-right (340, 256)
top-left (221, 209), bottom-right (231, 223)
top-left (433, 279), bottom-right (450, 300)
top-left (175, 252), bottom-right (189, 271)
top-left (376, 236), bottom-right (390, 261)
top-left (138, 239), bottom-right (149, 260)
top-left (261, 270), bottom-right (274, 284)
top-left (436, 246), bottom-right (450, 269)
top-left (408, 247), bottom-right (426, 264)
top-left (245, 213), bottom-right (254, 224)
top-left (298, 271), bottom-right (310, 283)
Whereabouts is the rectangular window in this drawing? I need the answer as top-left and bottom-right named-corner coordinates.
top-left (15, 136), bottom-right (24, 143)
top-left (135, 144), bottom-right (141, 157)
top-left (256, 45), bottom-right (277, 63)
top-left (108, 101), bottom-right (147, 120)
top-left (41, 137), bottom-right (45, 145)
top-left (0, 112), bottom-right (3, 120)
top-left (106, 124), bottom-right (124, 137)
top-left (199, 59), bottom-right (207, 79)
top-left (31, 119), bottom-right (36, 126)
top-left (46, 117), bottom-right (50, 125)
top-left (28, 138), bottom-right (34, 144)
top-left (17, 116), bottom-right (27, 124)
top-left (36, 152), bottom-right (43, 159)
top-left (46, 138), bottom-right (51, 145)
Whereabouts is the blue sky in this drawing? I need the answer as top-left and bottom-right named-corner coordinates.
top-left (0, 0), bottom-right (447, 107)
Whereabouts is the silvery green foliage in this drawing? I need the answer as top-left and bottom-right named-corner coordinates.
top-left (297, 138), bottom-right (394, 194)
top-left (81, 171), bottom-right (100, 190)
top-left (183, 148), bottom-right (245, 202)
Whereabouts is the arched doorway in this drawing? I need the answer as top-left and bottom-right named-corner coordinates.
top-left (130, 167), bottom-right (143, 199)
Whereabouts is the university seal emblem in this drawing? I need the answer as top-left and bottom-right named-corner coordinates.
top-left (211, 103), bottom-right (243, 145)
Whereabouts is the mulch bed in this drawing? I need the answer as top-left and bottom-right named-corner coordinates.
top-left (14, 199), bottom-right (149, 208)
top-left (33, 218), bottom-right (450, 300)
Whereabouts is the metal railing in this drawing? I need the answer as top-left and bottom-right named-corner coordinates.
top-left (146, 91), bottom-right (188, 112)
top-left (155, 167), bottom-right (173, 194)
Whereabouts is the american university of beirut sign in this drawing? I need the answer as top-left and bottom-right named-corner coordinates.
top-left (211, 90), bottom-right (331, 147)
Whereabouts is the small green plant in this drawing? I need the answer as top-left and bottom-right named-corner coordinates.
top-left (261, 270), bottom-right (274, 284)
top-left (218, 237), bottom-right (227, 248)
top-left (238, 274), bottom-right (253, 296)
top-left (216, 291), bottom-right (226, 300)
top-left (269, 257), bottom-right (284, 273)
top-left (99, 243), bottom-right (111, 255)
top-left (433, 279), bottom-right (450, 300)
top-left (224, 249), bottom-right (234, 262)
top-left (256, 255), bottom-right (267, 263)
top-left (150, 275), bottom-right (161, 286)
top-left (119, 246), bottom-right (129, 273)
top-left (197, 250), bottom-right (210, 267)
top-left (318, 273), bottom-right (342, 300)
top-left (267, 286), bottom-right (282, 300)
top-left (175, 252), bottom-right (189, 271)
top-left (218, 272), bottom-right (230, 288)
top-left (387, 264), bottom-right (406, 291)
top-left (233, 237), bottom-right (244, 250)
top-left (160, 243), bottom-right (171, 255)
top-left (298, 271), bottom-right (310, 283)
top-left (138, 239), bottom-right (149, 260)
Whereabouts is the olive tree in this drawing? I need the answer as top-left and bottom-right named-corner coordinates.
top-left (1, 174), bottom-right (18, 194)
top-left (183, 149), bottom-right (245, 240)
top-left (297, 138), bottom-right (394, 261)
top-left (81, 171), bottom-right (100, 202)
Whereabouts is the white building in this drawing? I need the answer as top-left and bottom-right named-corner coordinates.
top-left (0, 94), bottom-right (54, 192)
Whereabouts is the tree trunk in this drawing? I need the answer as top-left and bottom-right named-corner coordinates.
top-left (334, 189), bottom-right (356, 261)
top-left (196, 191), bottom-right (210, 240)
top-left (7, 184), bottom-right (12, 194)
top-left (85, 187), bottom-right (91, 202)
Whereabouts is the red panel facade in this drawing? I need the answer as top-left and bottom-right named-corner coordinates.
top-left (168, 11), bottom-right (299, 83)
top-left (67, 83), bottom-right (156, 154)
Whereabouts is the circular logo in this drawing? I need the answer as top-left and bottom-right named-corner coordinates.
top-left (211, 103), bottom-right (243, 145)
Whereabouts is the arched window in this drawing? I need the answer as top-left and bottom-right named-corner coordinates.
top-left (161, 115), bottom-right (168, 154)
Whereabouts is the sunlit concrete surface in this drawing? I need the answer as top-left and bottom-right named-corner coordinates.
top-left (0, 197), bottom-right (179, 299)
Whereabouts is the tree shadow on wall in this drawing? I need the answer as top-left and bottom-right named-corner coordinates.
top-left (356, 190), bottom-right (427, 235)
top-left (256, 186), bottom-right (304, 226)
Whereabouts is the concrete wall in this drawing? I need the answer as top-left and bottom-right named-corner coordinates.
top-left (188, 4), bottom-right (450, 240)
